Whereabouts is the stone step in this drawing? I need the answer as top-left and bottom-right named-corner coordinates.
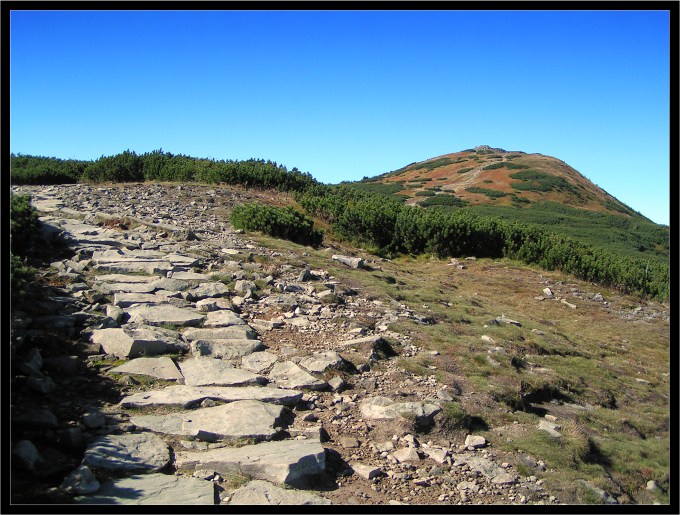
top-left (174, 438), bottom-right (326, 486)
top-left (130, 400), bottom-right (287, 442)
top-left (75, 473), bottom-right (215, 505)
top-left (109, 356), bottom-right (184, 382)
top-left (229, 479), bottom-right (331, 505)
top-left (178, 357), bottom-right (265, 387)
top-left (190, 339), bottom-right (264, 359)
top-left (90, 326), bottom-right (188, 359)
top-left (82, 432), bottom-right (171, 474)
top-left (119, 385), bottom-right (303, 409)
top-left (125, 304), bottom-right (205, 327)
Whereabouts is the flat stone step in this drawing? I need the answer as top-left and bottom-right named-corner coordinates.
top-left (183, 327), bottom-right (257, 341)
top-left (97, 282), bottom-right (158, 294)
top-left (229, 479), bottom-right (331, 505)
top-left (190, 339), bottom-right (264, 359)
top-left (82, 432), bottom-right (170, 474)
top-left (125, 304), bottom-right (206, 327)
top-left (203, 310), bottom-right (246, 327)
top-left (90, 326), bottom-right (187, 359)
top-left (119, 385), bottom-right (303, 409)
top-left (130, 400), bottom-right (286, 442)
top-left (93, 274), bottom-right (160, 284)
top-left (178, 358), bottom-right (265, 387)
top-left (174, 438), bottom-right (326, 486)
top-left (109, 356), bottom-right (184, 382)
top-left (75, 473), bottom-right (215, 505)
top-left (241, 351), bottom-right (278, 373)
top-left (169, 271), bottom-right (214, 284)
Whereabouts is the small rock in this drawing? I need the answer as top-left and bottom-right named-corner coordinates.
top-left (60, 465), bottom-right (101, 495)
top-left (464, 435), bottom-right (487, 449)
top-left (350, 462), bottom-right (382, 480)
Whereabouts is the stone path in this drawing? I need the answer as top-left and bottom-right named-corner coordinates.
top-left (10, 183), bottom-right (565, 506)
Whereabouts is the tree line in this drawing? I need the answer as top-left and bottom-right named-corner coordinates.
top-left (9, 151), bottom-right (669, 300)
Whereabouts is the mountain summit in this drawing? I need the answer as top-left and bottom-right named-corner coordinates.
top-left (363, 146), bottom-right (641, 218)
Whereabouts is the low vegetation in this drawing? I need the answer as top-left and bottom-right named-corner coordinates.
top-left (10, 194), bottom-right (39, 304)
top-left (230, 203), bottom-right (323, 247)
top-left (10, 151), bottom-right (669, 301)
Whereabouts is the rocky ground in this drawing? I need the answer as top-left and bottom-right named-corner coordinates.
top-left (11, 182), bottom-right (648, 507)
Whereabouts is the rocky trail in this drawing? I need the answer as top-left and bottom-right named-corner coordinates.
top-left (10, 183), bottom-right (566, 506)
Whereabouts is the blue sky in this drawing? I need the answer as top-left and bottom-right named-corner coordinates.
top-left (10, 9), bottom-right (671, 224)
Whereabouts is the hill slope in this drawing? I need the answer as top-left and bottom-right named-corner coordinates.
top-left (349, 146), bottom-right (668, 264)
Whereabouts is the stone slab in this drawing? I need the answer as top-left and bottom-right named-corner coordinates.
top-left (130, 400), bottom-right (285, 442)
top-left (174, 439), bottom-right (325, 486)
top-left (90, 326), bottom-right (187, 359)
top-left (241, 351), bottom-right (278, 373)
top-left (75, 473), bottom-right (214, 505)
top-left (178, 358), bottom-right (264, 387)
top-left (190, 339), bottom-right (264, 359)
top-left (110, 357), bottom-right (183, 382)
top-left (93, 274), bottom-right (159, 284)
top-left (229, 480), bottom-right (331, 505)
top-left (183, 326), bottom-right (257, 341)
top-left (125, 304), bottom-right (205, 327)
top-left (203, 310), bottom-right (246, 328)
top-left (119, 385), bottom-right (303, 409)
top-left (82, 433), bottom-right (170, 473)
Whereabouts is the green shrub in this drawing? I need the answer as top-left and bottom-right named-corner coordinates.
top-left (509, 170), bottom-right (576, 193)
top-left (415, 190), bottom-right (436, 197)
top-left (457, 167), bottom-right (474, 174)
top-left (465, 187), bottom-right (508, 199)
top-left (230, 203), bottom-right (323, 246)
top-left (418, 195), bottom-right (468, 207)
top-left (441, 401), bottom-right (473, 431)
top-left (10, 194), bottom-right (39, 255)
top-left (10, 154), bottom-right (86, 184)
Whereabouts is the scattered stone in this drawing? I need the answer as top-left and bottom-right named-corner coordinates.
top-left (269, 361), bottom-right (328, 391)
top-left (543, 288), bottom-right (554, 298)
top-left (359, 397), bottom-right (441, 426)
top-left (393, 447), bottom-right (421, 463)
top-left (297, 351), bottom-right (346, 374)
top-left (82, 410), bottom-right (107, 429)
top-left (14, 408), bottom-right (59, 429)
top-left (464, 435), bottom-right (487, 449)
top-left (195, 297), bottom-right (234, 312)
top-left (537, 419), bottom-right (562, 438)
top-left (560, 299), bottom-right (577, 309)
top-left (60, 466), bottom-right (101, 495)
top-left (350, 463), bottom-right (382, 480)
top-left (328, 375), bottom-right (346, 392)
top-left (339, 437), bottom-right (361, 449)
top-left (229, 479), bottom-right (331, 505)
top-left (495, 316), bottom-right (521, 327)
top-left (12, 440), bottom-right (45, 472)
top-left (332, 255), bottom-right (365, 269)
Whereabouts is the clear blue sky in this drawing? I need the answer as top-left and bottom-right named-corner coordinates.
top-left (10, 9), bottom-right (671, 225)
